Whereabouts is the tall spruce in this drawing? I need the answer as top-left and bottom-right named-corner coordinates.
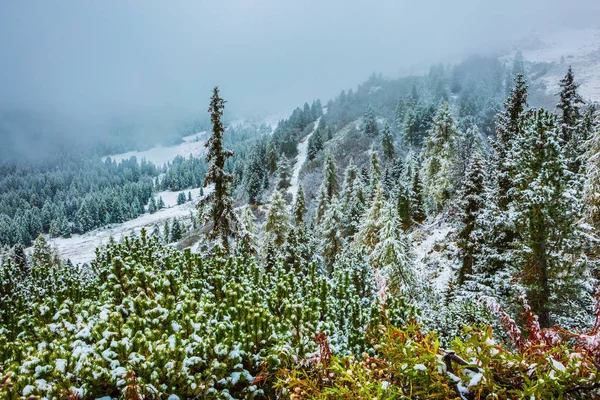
top-left (456, 154), bottom-right (485, 285)
top-left (200, 86), bottom-right (235, 250)
top-left (511, 109), bottom-right (586, 327)
top-left (557, 66), bottom-right (585, 173)
top-left (381, 123), bottom-right (395, 161)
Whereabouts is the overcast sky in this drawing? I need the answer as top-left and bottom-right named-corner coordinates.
top-left (1, 0), bottom-right (599, 123)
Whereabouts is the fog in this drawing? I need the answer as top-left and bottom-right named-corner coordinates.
top-left (1, 0), bottom-right (599, 149)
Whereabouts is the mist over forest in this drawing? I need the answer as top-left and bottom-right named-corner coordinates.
top-left (3, 2), bottom-right (600, 399)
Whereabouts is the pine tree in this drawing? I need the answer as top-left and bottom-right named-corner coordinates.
top-left (495, 73), bottom-right (528, 210)
top-left (236, 206), bottom-right (259, 254)
top-left (277, 154), bottom-right (292, 190)
top-left (370, 202), bottom-right (413, 294)
top-left (170, 218), bottom-right (183, 242)
top-left (355, 185), bottom-right (384, 251)
top-left (422, 102), bottom-right (459, 208)
top-left (199, 87), bottom-right (236, 251)
top-left (397, 182), bottom-right (412, 231)
top-left (456, 154), bottom-right (485, 285)
top-left (307, 129), bottom-right (323, 161)
top-left (158, 196), bottom-right (165, 209)
top-left (316, 152), bottom-right (339, 222)
top-left (293, 185), bottom-right (307, 225)
top-left (363, 105), bottom-right (378, 137)
top-left (381, 123), bottom-right (395, 161)
top-left (511, 109), bottom-right (587, 327)
top-left (267, 142), bottom-right (278, 175)
top-left (148, 197), bottom-right (157, 214)
top-left (320, 198), bottom-right (344, 273)
top-left (557, 66), bottom-right (585, 173)
top-left (410, 170), bottom-right (426, 224)
top-left (265, 190), bottom-right (290, 247)
top-left (367, 147), bottom-right (382, 200)
top-left (177, 192), bottom-right (187, 205)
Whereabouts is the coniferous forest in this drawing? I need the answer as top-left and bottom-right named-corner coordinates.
top-left (3, 4), bottom-right (600, 399)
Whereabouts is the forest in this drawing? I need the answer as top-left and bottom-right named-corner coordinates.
top-left (2, 46), bottom-right (600, 399)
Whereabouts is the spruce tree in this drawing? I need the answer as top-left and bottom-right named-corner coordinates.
top-left (320, 198), bottom-right (344, 273)
top-left (315, 152), bottom-right (339, 222)
top-left (410, 170), bottom-right (426, 224)
top-left (456, 154), bottom-right (485, 285)
top-left (293, 185), bottom-right (307, 226)
top-left (511, 109), bottom-right (586, 327)
top-left (422, 101), bottom-right (459, 208)
top-left (363, 105), bottom-right (378, 137)
top-left (397, 182), bottom-right (412, 231)
top-left (367, 147), bottom-right (382, 200)
top-left (199, 87), bottom-right (236, 251)
top-left (277, 154), bottom-right (292, 190)
top-left (381, 123), bottom-right (395, 161)
top-left (557, 66), bottom-right (585, 173)
top-left (494, 73), bottom-right (528, 210)
top-left (265, 190), bottom-right (290, 247)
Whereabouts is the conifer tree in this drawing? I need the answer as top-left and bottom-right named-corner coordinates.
top-left (511, 109), bottom-right (586, 327)
top-left (148, 197), bottom-right (157, 214)
top-left (320, 198), bottom-right (344, 272)
top-left (495, 73), bottom-right (528, 210)
top-left (397, 182), bottom-right (412, 231)
top-left (456, 154), bottom-right (485, 285)
top-left (403, 110), bottom-right (419, 148)
top-left (158, 196), bottom-right (165, 209)
top-left (557, 66), bottom-right (585, 173)
top-left (316, 152), bottom-right (339, 222)
top-left (265, 190), bottom-right (290, 247)
top-left (177, 192), bottom-right (187, 205)
top-left (170, 218), bottom-right (183, 242)
top-left (422, 101), bottom-right (459, 208)
top-left (370, 202), bottom-right (413, 293)
top-left (277, 154), bottom-right (292, 190)
top-left (381, 123), bottom-right (395, 161)
top-left (367, 147), bottom-right (382, 200)
top-left (410, 170), bottom-right (426, 224)
top-left (236, 206), bottom-right (259, 254)
top-left (307, 130), bottom-right (323, 161)
top-left (267, 142), bottom-right (278, 175)
top-left (355, 185), bottom-right (384, 251)
top-left (293, 185), bottom-right (307, 225)
top-left (200, 87), bottom-right (236, 251)
top-left (363, 105), bottom-right (378, 137)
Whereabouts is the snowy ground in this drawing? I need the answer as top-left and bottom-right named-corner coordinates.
top-left (410, 222), bottom-right (456, 292)
top-left (512, 28), bottom-right (600, 103)
top-left (45, 187), bottom-right (211, 265)
top-left (104, 132), bottom-right (208, 166)
top-left (288, 116), bottom-right (321, 200)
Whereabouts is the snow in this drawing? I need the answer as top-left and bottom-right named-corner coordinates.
top-left (45, 186), bottom-right (212, 265)
top-left (512, 28), bottom-right (600, 103)
top-left (411, 222), bottom-right (455, 292)
top-left (105, 132), bottom-right (208, 166)
top-left (287, 108), bottom-right (326, 200)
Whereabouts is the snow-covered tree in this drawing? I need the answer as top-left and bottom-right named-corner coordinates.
top-left (200, 86), bottom-right (236, 251)
top-left (422, 102), bottom-right (459, 209)
top-left (557, 66), bottom-right (585, 173)
top-left (265, 190), bottom-right (290, 247)
top-left (315, 152), bottom-right (339, 222)
top-left (381, 123), bottom-right (395, 161)
top-left (277, 154), bottom-right (292, 190)
top-left (320, 198), bottom-right (344, 272)
top-left (511, 109), bottom-right (588, 327)
top-left (293, 185), bottom-right (307, 225)
top-left (456, 154), bottom-right (485, 285)
top-left (363, 105), bottom-right (378, 137)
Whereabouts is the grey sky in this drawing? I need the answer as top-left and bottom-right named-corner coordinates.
top-left (0, 0), bottom-right (599, 122)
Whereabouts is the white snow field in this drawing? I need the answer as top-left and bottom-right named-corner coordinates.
top-left (104, 132), bottom-right (208, 166)
top-left (46, 187), bottom-right (210, 265)
top-left (513, 28), bottom-right (600, 103)
top-left (288, 116), bottom-right (321, 200)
